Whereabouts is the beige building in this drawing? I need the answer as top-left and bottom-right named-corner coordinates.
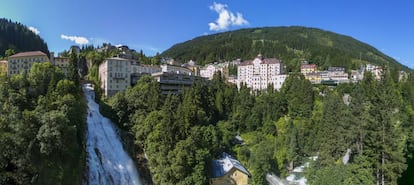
top-left (99, 57), bottom-right (131, 97)
top-left (7, 51), bottom-right (49, 76)
top-left (300, 63), bottom-right (318, 74)
top-left (211, 152), bottom-right (250, 185)
top-left (237, 54), bottom-right (286, 91)
top-left (50, 53), bottom-right (70, 76)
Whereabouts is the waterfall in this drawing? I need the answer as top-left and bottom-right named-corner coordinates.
top-left (83, 84), bottom-right (141, 185)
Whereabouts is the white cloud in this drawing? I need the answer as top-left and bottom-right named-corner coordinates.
top-left (60, 34), bottom-right (89, 45)
top-left (28, 26), bottom-right (40, 35)
top-left (208, 2), bottom-right (248, 31)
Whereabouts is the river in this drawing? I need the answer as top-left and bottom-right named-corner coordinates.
top-left (83, 84), bottom-right (142, 185)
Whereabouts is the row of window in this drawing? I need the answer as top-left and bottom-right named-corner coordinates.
top-left (10, 57), bottom-right (46, 63)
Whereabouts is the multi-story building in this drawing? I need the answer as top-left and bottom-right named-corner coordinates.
top-left (50, 52), bottom-right (70, 76)
top-left (99, 57), bottom-right (131, 97)
top-left (161, 64), bottom-right (193, 75)
top-left (7, 51), bottom-right (49, 76)
top-left (300, 63), bottom-right (317, 74)
top-left (131, 62), bottom-right (161, 74)
top-left (327, 67), bottom-right (349, 83)
top-left (237, 54), bottom-right (286, 91)
top-left (151, 72), bottom-right (200, 94)
top-left (200, 64), bottom-right (219, 80)
top-left (210, 152), bottom-right (250, 185)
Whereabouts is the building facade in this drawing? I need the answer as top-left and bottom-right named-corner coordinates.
top-left (326, 67), bottom-right (348, 83)
top-left (211, 153), bottom-right (250, 185)
top-left (131, 62), bottom-right (161, 74)
top-left (161, 64), bottom-right (193, 75)
top-left (200, 64), bottom-right (219, 80)
top-left (151, 72), bottom-right (200, 94)
top-left (7, 51), bottom-right (49, 76)
top-left (237, 54), bottom-right (286, 91)
top-left (300, 64), bottom-right (317, 74)
top-left (50, 53), bottom-right (70, 76)
top-left (99, 57), bottom-right (131, 97)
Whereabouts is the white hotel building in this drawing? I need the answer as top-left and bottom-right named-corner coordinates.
top-left (99, 57), bottom-right (131, 97)
top-left (237, 54), bottom-right (287, 91)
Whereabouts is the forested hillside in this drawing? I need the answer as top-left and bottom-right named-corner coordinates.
top-left (108, 70), bottom-right (414, 185)
top-left (0, 57), bottom-right (85, 184)
top-left (162, 26), bottom-right (409, 72)
top-left (0, 18), bottom-right (49, 57)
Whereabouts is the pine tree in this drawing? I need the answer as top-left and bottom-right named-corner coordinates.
top-left (68, 52), bottom-right (79, 86)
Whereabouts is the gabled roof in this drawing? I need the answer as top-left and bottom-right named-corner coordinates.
top-left (9, 51), bottom-right (47, 58)
top-left (211, 152), bottom-right (250, 178)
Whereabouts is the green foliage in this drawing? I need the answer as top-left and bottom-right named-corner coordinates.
top-left (281, 73), bottom-right (314, 118)
top-left (0, 64), bottom-right (85, 185)
top-left (102, 59), bottom-right (414, 185)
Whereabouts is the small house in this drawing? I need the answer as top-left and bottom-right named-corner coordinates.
top-left (210, 152), bottom-right (250, 185)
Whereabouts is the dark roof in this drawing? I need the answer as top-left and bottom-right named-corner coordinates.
top-left (239, 58), bottom-right (281, 66)
top-left (9, 51), bottom-right (47, 58)
top-left (211, 152), bottom-right (250, 178)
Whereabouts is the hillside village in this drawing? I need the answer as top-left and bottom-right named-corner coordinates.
top-left (1, 40), bottom-right (414, 185)
top-left (0, 44), bottom-right (407, 98)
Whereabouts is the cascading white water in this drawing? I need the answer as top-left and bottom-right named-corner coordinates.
top-left (83, 84), bottom-right (142, 185)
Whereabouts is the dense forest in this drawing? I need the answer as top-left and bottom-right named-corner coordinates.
top-left (0, 53), bottom-right (85, 184)
top-left (161, 26), bottom-right (409, 72)
top-left (0, 18), bottom-right (49, 58)
top-left (108, 69), bottom-right (414, 185)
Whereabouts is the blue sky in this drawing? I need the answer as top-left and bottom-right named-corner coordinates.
top-left (1, 0), bottom-right (413, 68)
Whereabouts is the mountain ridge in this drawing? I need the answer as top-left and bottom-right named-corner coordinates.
top-left (0, 18), bottom-right (49, 57)
top-left (161, 26), bottom-right (410, 72)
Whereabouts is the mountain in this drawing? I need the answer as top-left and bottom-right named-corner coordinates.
top-left (162, 26), bottom-right (409, 72)
top-left (0, 18), bottom-right (49, 57)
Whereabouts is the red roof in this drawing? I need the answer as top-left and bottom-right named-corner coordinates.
top-left (301, 64), bottom-right (317, 69)
top-left (9, 51), bottom-right (47, 58)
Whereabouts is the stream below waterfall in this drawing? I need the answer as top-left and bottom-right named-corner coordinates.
top-left (83, 84), bottom-right (142, 185)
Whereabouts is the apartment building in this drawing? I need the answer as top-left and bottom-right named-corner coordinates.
top-left (50, 52), bottom-right (70, 76)
top-left (237, 54), bottom-right (286, 91)
top-left (7, 51), bottom-right (49, 76)
top-left (99, 57), bottom-right (131, 97)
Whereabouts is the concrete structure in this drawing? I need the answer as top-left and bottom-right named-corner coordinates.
top-left (200, 64), bottom-right (219, 80)
top-left (210, 152), bottom-right (249, 185)
top-left (131, 62), bottom-right (161, 74)
top-left (237, 54), bottom-right (286, 91)
top-left (151, 72), bottom-right (200, 94)
top-left (99, 57), bottom-right (131, 97)
top-left (161, 64), bottom-right (193, 75)
top-left (50, 52), bottom-right (70, 76)
top-left (327, 67), bottom-right (349, 83)
top-left (7, 51), bottom-right (49, 76)
top-left (200, 60), bottom-right (240, 80)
